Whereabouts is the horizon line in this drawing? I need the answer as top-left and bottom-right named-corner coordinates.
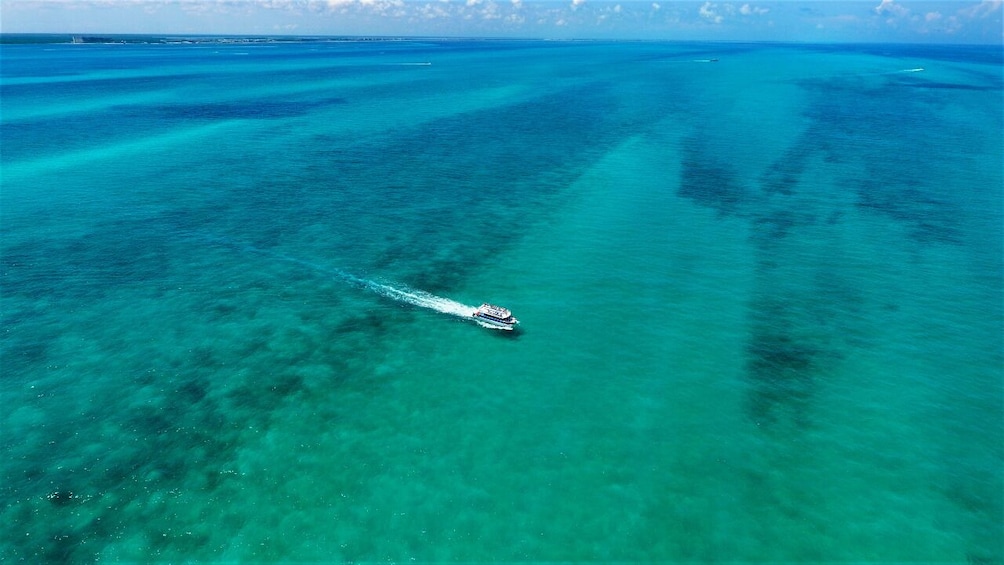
top-left (2, 32), bottom-right (1002, 48)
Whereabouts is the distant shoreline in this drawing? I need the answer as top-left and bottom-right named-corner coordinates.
top-left (0, 33), bottom-right (457, 45)
top-left (1, 33), bottom-right (611, 45)
top-left (1, 34), bottom-right (1001, 61)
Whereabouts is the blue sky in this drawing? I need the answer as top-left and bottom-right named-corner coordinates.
top-left (2, 0), bottom-right (1001, 43)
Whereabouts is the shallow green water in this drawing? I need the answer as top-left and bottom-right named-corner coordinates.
top-left (2, 38), bottom-right (1001, 562)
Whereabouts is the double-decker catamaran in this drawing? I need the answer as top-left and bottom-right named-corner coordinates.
top-left (472, 303), bottom-right (519, 330)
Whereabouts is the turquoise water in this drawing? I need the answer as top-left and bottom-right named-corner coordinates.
top-left (2, 37), bottom-right (1002, 562)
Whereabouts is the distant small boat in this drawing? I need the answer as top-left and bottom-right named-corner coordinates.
top-left (473, 303), bottom-right (519, 330)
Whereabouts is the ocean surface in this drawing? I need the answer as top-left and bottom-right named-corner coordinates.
top-left (1, 36), bottom-right (1002, 562)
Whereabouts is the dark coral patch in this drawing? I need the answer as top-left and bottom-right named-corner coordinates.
top-left (678, 137), bottom-right (750, 215)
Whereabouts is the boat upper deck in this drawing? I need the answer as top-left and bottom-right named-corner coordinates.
top-left (476, 303), bottom-right (514, 321)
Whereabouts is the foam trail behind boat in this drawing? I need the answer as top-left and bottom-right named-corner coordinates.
top-left (365, 282), bottom-right (477, 318)
top-left (202, 235), bottom-right (477, 320)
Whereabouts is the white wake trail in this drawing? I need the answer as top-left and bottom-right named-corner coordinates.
top-left (365, 282), bottom-right (477, 318)
top-left (203, 236), bottom-right (478, 321)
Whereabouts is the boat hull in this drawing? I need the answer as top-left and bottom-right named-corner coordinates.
top-left (472, 314), bottom-right (518, 331)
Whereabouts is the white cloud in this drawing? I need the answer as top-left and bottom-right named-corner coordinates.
top-left (957, 0), bottom-right (1002, 19)
top-left (356, 0), bottom-right (404, 14)
top-left (874, 0), bottom-right (908, 18)
top-left (699, 1), bottom-right (723, 24)
top-left (418, 2), bottom-right (451, 19)
top-left (10, 0), bottom-right (1001, 41)
top-left (915, 9), bottom-right (961, 35)
top-left (255, 0), bottom-right (299, 9)
top-left (943, 15), bottom-right (963, 33)
top-left (917, 11), bottom-right (963, 35)
top-left (740, 3), bottom-right (768, 16)
top-left (480, 1), bottom-right (501, 19)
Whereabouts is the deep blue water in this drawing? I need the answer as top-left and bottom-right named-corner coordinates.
top-left (2, 37), bottom-right (1002, 562)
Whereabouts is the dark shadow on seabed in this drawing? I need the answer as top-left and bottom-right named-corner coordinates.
top-left (672, 50), bottom-right (1002, 560)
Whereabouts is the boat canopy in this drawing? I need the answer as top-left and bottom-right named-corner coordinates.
top-left (477, 303), bottom-right (512, 319)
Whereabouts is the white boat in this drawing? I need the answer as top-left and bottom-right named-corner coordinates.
top-left (472, 303), bottom-right (519, 330)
